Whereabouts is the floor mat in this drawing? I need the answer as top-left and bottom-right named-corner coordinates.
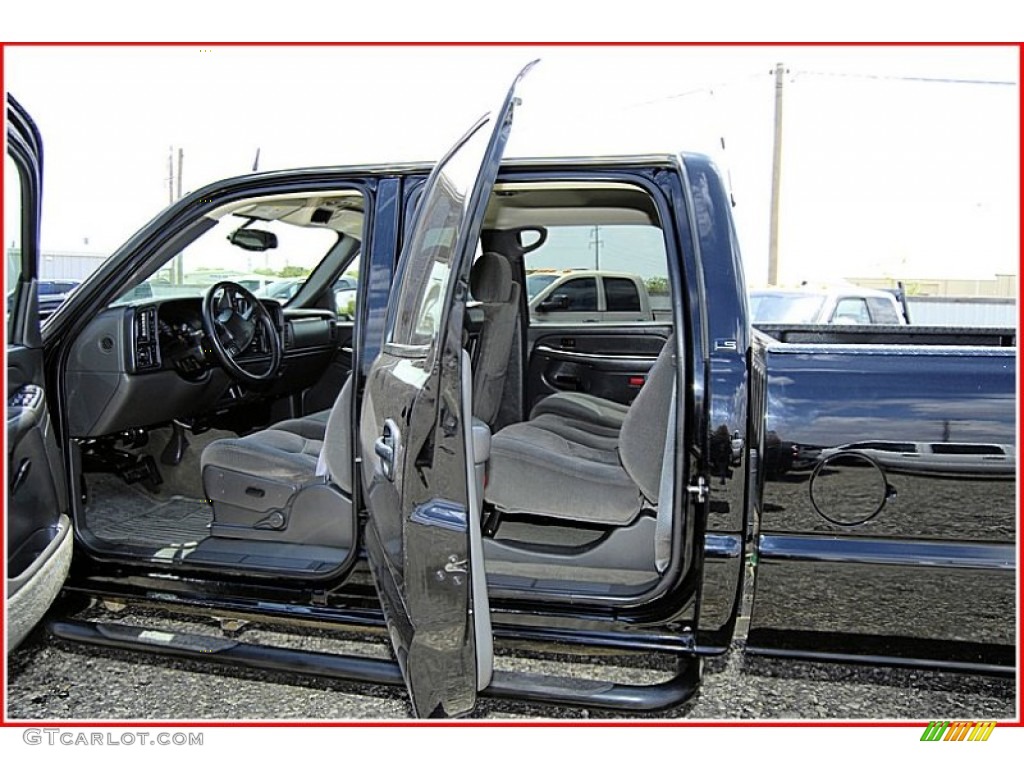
top-left (84, 474), bottom-right (212, 548)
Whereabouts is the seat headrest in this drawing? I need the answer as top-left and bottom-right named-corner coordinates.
top-left (470, 252), bottom-right (515, 304)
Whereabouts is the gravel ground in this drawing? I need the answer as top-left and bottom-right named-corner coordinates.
top-left (5, 602), bottom-right (1016, 721)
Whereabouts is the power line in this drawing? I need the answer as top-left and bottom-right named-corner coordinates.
top-left (626, 71), bottom-right (768, 108)
top-left (631, 69), bottom-right (1014, 111)
top-left (793, 69), bottom-right (1017, 87)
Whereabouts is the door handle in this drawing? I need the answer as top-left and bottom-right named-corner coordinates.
top-left (552, 373), bottom-right (580, 390)
top-left (10, 458), bottom-right (30, 494)
top-left (374, 419), bottom-right (400, 482)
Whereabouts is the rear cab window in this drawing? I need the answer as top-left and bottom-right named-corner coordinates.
top-left (832, 297), bottom-right (871, 324)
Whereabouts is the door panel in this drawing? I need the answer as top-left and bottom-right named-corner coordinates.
top-left (6, 95), bottom-right (72, 648)
top-left (525, 325), bottom-right (670, 413)
top-left (7, 346), bottom-right (67, 573)
top-left (359, 62), bottom-right (536, 717)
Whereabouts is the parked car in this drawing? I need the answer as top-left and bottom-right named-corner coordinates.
top-left (37, 278), bottom-right (81, 297)
top-left (259, 275), bottom-right (358, 316)
top-left (6, 71), bottom-right (1014, 720)
top-left (527, 270), bottom-right (660, 323)
top-left (257, 277), bottom-right (304, 302)
top-left (6, 278), bottom-right (80, 322)
top-left (817, 440), bottom-right (1015, 478)
top-left (749, 286), bottom-right (907, 325)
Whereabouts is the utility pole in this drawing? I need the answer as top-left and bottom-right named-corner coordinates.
top-left (176, 148), bottom-right (184, 200)
top-left (175, 148), bottom-right (184, 284)
top-left (167, 146), bottom-right (186, 283)
top-left (767, 62), bottom-right (786, 286)
top-left (589, 225), bottom-right (603, 270)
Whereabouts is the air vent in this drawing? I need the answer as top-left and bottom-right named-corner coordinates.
top-left (283, 324), bottom-right (294, 349)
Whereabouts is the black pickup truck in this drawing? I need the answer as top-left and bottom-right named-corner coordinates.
top-left (6, 67), bottom-right (1016, 718)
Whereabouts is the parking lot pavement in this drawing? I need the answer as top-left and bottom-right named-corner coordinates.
top-left (6, 604), bottom-right (1016, 721)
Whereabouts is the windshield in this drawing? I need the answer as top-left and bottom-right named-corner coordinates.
top-left (749, 292), bottom-right (826, 324)
top-left (525, 274), bottom-right (558, 300)
top-left (111, 214), bottom-right (342, 306)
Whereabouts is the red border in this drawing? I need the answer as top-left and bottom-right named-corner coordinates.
top-left (0, 41), bottom-right (1020, 729)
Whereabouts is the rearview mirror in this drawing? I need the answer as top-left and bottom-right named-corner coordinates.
top-left (228, 228), bottom-right (278, 252)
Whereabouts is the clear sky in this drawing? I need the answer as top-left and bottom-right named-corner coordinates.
top-left (4, 45), bottom-right (1019, 287)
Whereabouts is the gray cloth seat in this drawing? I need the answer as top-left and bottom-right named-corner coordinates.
top-left (485, 337), bottom-right (676, 526)
top-left (202, 376), bottom-right (353, 494)
top-left (200, 378), bottom-right (355, 547)
top-left (201, 429), bottom-right (323, 485)
top-left (273, 409), bottom-right (331, 441)
top-left (527, 339), bottom-right (671, 433)
top-left (470, 252), bottom-right (520, 425)
top-left (529, 391), bottom-right (630, 431)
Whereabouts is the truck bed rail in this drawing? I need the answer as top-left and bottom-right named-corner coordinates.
top-left (754, 324), bottom-right (1016, 347)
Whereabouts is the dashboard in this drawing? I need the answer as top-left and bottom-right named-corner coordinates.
top-left (131, 297), bottom-right (282, 379)
top-left (65, 297), bottom-right (340, 438)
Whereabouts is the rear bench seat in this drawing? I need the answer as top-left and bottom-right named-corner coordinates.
top-left (484, 337), bottom-right (675, 526)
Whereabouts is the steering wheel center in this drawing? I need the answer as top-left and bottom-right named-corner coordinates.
top-left (201, 281), bottom-right (283, 383)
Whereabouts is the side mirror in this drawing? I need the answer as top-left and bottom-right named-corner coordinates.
top-left (228, 228), bottom-right (278, 252)
top-left (537, 294), bottom-right (571, 313)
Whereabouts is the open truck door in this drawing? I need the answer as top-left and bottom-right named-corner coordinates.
top-left (6, 96), bottom-right (73, 649)
top-left (358, 62), bottom-right (536, 717)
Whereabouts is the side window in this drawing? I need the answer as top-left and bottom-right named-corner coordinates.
top-left (5, 155), bottom-right (24, 337)
top-left (390, 183), bottom-right (461, 348)
top-left (556, 277), bottom-right (598, 311)
top-left (866, 297), bottom-right (901, 324)
top-left (604, 277), bottom-right (642, 312)
top-left (390, 115), bottom-right (491, 352)
top-left (832, 297), bottom-right (871, 324)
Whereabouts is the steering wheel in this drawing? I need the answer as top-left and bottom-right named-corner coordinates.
top-left (201, 281), bottom-right (283, 383)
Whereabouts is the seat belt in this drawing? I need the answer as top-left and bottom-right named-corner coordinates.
top-left (654, 377), bottom-right (677, 572)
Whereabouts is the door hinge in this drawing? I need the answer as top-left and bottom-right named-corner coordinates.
top-left (686, 476), bottom-right (708, 503)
